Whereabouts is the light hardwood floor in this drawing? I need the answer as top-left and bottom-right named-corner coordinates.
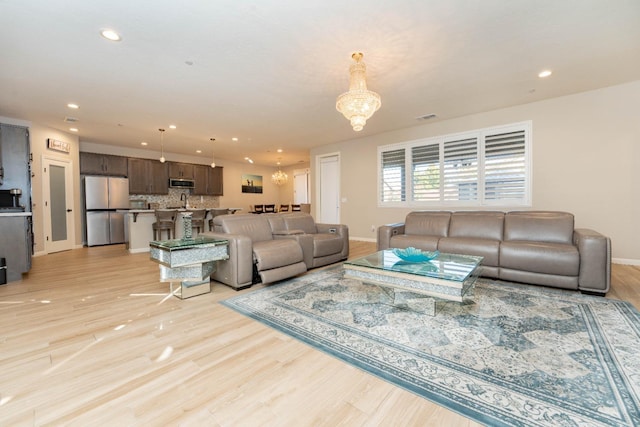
top-left (0, 241), bottom-right (638, 426)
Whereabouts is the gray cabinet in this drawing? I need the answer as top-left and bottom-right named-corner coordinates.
top-left (0, 124), bottom-right (31, 208)
top-left (193, 165), bottom-right (223, 195)
top-left (80, 152), bottom-right (128, 176)
top-left (0, 215), bottom-right (32, 282)
top-left (128, 158), bottom-right (168, 194)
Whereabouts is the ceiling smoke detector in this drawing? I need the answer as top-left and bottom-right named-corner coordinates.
top-left (416, 113), bottom-right (437, 121)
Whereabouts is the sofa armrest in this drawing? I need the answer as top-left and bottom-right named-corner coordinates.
top-left (316, 223), bottom-right (347, 236)
top-left (377, 223), bottom-right (405, 250)
top-left (316, 223), bottom-right (349, 259)
top-left (201, 231), bottom-right (253, 289)
top-left (573, 228), bottom-right (611, 294)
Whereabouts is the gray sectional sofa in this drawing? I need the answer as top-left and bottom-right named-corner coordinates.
top-left (377, 211), bottom-right (611, 295)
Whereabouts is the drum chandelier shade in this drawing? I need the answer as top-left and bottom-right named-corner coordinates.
top-left (336, 52), bottom-right (381, 131)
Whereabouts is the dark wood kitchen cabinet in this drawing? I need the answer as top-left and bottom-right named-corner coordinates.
top-left (80, 152), bottom-right (128, 176)
top-left (168, 162), bottom-right (194, 179)
top-left (193, 165), bottom-right (223, 196)
top-left (127, 158), bottom-right (168, 194)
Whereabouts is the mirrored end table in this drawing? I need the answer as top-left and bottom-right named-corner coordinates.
top-left (150, 236), bottom-right (229, 299)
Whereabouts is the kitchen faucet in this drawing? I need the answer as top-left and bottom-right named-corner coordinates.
top-left (180, 193), bottom-right (188, 208)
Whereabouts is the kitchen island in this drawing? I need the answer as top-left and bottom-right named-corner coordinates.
top-left (124, 208), bottom-right (241, 253)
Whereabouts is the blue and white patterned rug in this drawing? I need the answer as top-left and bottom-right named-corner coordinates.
top-left (221, 267), bottom-right (640, 426)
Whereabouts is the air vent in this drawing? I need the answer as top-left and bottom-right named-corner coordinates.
top-left (416, 113), bottom-right (437, 121)
top-left (64, 116), bottom-right (79, 123)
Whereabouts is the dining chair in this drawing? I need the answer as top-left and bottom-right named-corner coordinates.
top-left (291, 204), bottom-right (301, 212)
top-left (264, 204), bottom-right (276, 213)
top-left (279, 204), bottom-right (289, 212)
top-left (253, 204), bottom-right (264, 214)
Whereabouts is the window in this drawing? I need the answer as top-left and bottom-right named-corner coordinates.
top-left (378, 121), bottom-right (531, 207)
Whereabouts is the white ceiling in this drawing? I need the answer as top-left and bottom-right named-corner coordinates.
top-left (1, 0), bottom-right (639, 167)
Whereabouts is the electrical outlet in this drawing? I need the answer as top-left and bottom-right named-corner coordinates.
top-left (371, 225), bottom-right (376, 232)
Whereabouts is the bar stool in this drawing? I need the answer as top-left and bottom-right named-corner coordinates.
top-left (189, 209), bottom-right (207, 235)
top-left (152, 209), bottom-right (177, 240)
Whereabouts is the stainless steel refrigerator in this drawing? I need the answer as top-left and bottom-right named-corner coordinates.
top-left (84, 176), bottom-right (129, 246)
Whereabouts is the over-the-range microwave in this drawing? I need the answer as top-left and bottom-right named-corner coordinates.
top-left (169, 178), bottom-right (195, 189)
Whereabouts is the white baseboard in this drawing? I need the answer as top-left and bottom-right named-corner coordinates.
top-left (350, 237), bottom-right (376, 243)
top-left (613, 258), bottom-right (640, 266)
top-left (129, 247), bottom-right (150, 254)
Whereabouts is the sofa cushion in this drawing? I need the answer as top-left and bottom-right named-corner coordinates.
top-left (500, 241), bottom-right (579, 276)
top-left (252, 239), bottom-right (304, 271)
top-left (215, 214), bottom-right (274, 243)
top-left (313, 234), bottom-right (344, 258)
top-left (404, 211), bottom-right (451, 236)
top-left (438, 237), bottom-right (500, 267)
top-left (504, 211), bottom-right (574, 244)
top-left (389, 234), bottom-right (440, 251)
top-left (282, 213), bottom-right (318, 234)
top-left (449, 211), bottom-right (504, 240)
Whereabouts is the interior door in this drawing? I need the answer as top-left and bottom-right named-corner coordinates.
top-left (43, 156), bottom-right (75, 253)
top-left (317, 154), bottom-right (340, 223)
top-left (293, 168), bottom-right (310, 204)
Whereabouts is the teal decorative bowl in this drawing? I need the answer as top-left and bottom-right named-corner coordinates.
top-left (392, 247), bottom-right (440, 263)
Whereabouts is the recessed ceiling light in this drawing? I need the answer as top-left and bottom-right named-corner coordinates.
top-left (277, 149), bottom-right (283, 153)
top-left (141, 141), bottom-right (148, 146)
top-left (232, 137), bottom-right (238, 142)
top-left (169, 125), bottom-right (177, 129)
top-left (69, 128), bottom-right (78, 132)
top-left (538, 70), bottom-right (552, 78)
top-left (100, 29), bottom-right (121, 42)
top-left (196, 150), bottom-right (202, 154)
top-left (244, 157), bottom-right (253, 164)
top-left (67, 103), bottom-right (79, 109)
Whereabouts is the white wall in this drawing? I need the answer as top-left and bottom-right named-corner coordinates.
top-left (310, 80), bottom-right (640, 263)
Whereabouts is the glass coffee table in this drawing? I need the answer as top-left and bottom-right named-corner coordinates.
top-left (343, 250), bottom-right (482, 315)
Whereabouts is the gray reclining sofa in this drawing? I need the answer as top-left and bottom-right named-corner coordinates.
top-left (203, 212), bottom-right (348, 289)
top-left (377, 211), bottom-right (611, 295)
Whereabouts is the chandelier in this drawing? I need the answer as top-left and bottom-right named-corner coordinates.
top-left (271, 160), bottom-right (288, 185)
top-left (336, 52), bottom-right (381, 131)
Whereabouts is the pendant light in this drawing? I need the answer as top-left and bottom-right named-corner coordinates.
top-left (158, 128), bottom-right (166, 163)
top-left (210, 138), bottom-right (216, 168)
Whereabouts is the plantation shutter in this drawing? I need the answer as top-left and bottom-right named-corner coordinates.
top-left (412, 144), bottom-right (440, 201)
top-left (380, 148), bottom-right (406, 202)
top-left (484, 130), bottom-right (526, 201)
top-left (443, 137), bottom-right (478, 201)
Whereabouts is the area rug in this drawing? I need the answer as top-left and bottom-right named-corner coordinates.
top-left (221, 267), bottom-right (640, 426)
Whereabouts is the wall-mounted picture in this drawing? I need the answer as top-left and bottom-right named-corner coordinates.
top-left (242, 174), bottom-right (263, 193)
